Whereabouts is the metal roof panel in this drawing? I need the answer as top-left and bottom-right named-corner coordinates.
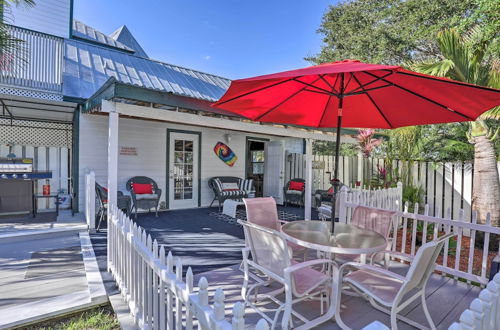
top-left (63, 39), bottom-right (231, 103)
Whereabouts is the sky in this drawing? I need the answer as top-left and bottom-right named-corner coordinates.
top-left (73, 0), bottom-right (337, 80)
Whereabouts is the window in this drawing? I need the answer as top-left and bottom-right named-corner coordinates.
top-left (251, 150), bottom-right (264, 174)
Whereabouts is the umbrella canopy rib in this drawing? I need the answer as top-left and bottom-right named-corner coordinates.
top-left (215, 77), bottom-right (295, 106)
top-left (351, 74), bottom-right (394, 128)
top-left (348, 71), bottom-right (395, 94)
top-left (363, 71), bottom-right (474, 120)
top-left (254, 76), bottom-right (323, 121)
top-left (293, 78), bottom-right (340, 97)
top-left (395, 71), bottom-right (500, 92)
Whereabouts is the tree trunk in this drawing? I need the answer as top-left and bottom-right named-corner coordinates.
top-left (472, 135), bottom-right (500, 227)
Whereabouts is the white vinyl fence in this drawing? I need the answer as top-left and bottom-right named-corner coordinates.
top-left (287, 152), bottom-right (500, 224)
top-left (338, 190), bottom-right (500, 286)
top-left (448, 273), bottom-right (500, 330)
top-left (107, 205), bottom-right (269, 330)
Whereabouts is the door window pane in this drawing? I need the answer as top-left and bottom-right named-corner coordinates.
top-left (172, 138), bottom-right (195, 201)
top-left (174, 140), bottom-right (184, 151)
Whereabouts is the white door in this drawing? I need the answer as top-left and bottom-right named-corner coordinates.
top-left (168, 132), bottom-right (199, 209)
top-left (263, 141), bottom-right (284, 204)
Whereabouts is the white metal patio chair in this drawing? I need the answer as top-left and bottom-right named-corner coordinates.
top-left (336, 206), bottom-right (397, 266)
top-left (243, 197), bottom-right (307, 257)
top-left (239, 220), bottom-right (335, 329)
top-left (335, 233), bottom-right (455, 330)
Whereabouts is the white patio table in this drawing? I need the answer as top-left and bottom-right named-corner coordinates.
top-left (281, 220), bottom-right (388, 329)
top-left (281, 220), bottom-right (387, 258)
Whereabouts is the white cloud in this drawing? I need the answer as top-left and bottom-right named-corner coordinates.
top-left (203, 55), bottom-right (212, 60)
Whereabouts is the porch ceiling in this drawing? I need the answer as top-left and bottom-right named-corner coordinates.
top-left (86, 80), bottom-right (358, 142)
top-left (0, 94), bottom-right (77, 123)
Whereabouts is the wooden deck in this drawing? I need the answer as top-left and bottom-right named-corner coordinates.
top-left (193, 262), bottom-right (480, 329)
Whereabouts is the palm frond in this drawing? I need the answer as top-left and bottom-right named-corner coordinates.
top-left (414, 59), bottom-right (455, 77)
top-left (480, 107), bottom-right (500, 120)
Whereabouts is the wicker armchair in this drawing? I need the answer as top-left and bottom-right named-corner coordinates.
top-left (126, 176), bottom-right (162, 219)
top-left (283, 178), bottom-right (305, 207)
top-left (208, 176), bottom-right (254, 212)
top-left (95, 182), bottom-right (130, 232)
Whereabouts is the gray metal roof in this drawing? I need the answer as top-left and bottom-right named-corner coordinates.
top-left (109, 25), bottom-right (149, 58)
top-left (63, 38), bottom-right (231, 102)
top-left (72, 20), bottom-right (135, 53)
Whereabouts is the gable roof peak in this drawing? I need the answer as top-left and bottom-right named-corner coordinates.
top-left (110, 24), bottom-right (148, 58)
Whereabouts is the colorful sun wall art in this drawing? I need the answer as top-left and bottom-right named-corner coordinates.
top-left (214, 141), bottom-right (237, 167)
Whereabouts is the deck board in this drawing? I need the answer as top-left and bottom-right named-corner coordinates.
top-left (194, 263), bottom-right (480, 329)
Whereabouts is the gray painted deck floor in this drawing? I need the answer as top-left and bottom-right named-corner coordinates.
top-left (0, 231), bottom-right (107, 328)
top-left (193, 262), bottom-right (480, 329)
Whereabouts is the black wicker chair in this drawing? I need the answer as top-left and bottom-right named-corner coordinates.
top-left (126, 176), bottom-right (162, 219)
top-left (283, 178), bottom-right (306, 207)
top-left (208, 176), bottom-right (253, 212)
top-left (95, 182), bottom-right (130, 232)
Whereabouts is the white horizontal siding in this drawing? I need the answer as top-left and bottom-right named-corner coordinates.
top-left (6, 0), bottom-right (71, 38)
top-left (78, 114), bottom-right (303, 211)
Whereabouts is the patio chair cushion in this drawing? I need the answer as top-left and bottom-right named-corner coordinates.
top-left (132, 183), bottom-right (153, 194)
top-left (345, 267), bottom-right (405, 305)
top-left (222, 182), bottom-right (240, 191)
top-left (286, 190), bottom-right (303, 195)
top-left (239, 179), bottom-right (254, 191)
top-left (289, 180), bottom-right (305, 191)
top-left (135, 193), bottom-right (158, 200)
top-left (291, 260), bottom-right (328, 295)
top-left (213, 178), bottom-right (223, 192)
top-left (220, 190), bottom-right (246, 197)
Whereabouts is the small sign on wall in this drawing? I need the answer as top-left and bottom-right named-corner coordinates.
top-left (120, 146), bottom-right (137, 156)
top-left (312, 160), bottom-right (325, 169)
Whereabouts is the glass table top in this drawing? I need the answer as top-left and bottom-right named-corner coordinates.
top-left (281, 220), bottom-right (387, 254)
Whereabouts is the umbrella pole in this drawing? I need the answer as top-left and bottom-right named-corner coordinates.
top-left (330, 109), bottom-right (343, 234)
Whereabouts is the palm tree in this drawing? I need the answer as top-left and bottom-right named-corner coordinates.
top-left (415, 28), bottom-right (500, 227)
top-left (0, 0), bottom-right (35, 70)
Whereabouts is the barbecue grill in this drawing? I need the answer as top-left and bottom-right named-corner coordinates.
top-left (0, 158), bottom-right (52, 216)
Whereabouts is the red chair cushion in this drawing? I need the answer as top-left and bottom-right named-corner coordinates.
top-left (132, 183), bottom-right (153, 194)
top-left (289, 181), bottom-right (305, 191)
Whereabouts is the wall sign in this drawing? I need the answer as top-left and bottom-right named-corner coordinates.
top-left (120, 146), bottom-right (137, 156)
top-left (312, 160), bottom-right (325, 169)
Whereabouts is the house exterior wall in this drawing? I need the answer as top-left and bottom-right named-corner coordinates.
top-left (5, 0), bottom-right (71, 38)
top-left (78, 113), bottom-right (304, 210)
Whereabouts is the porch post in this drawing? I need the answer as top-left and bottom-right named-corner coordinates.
top-left (304, 138), bottom-right (313, 220)
top-left (104, 100), bottom-right (119, 271)
top-left (357, 152), bottom-right (363, 187)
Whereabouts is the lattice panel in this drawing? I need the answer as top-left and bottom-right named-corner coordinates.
top-left (0, 85), bottom-right (63, 101)
top-left (0, 118), bottom-right (72, 147)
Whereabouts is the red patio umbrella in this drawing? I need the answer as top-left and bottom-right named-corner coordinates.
top-left (212, 60), bottom-right (500, 230)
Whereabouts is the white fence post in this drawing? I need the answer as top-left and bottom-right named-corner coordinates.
top-left (85, 171), bottom-right (96, 230)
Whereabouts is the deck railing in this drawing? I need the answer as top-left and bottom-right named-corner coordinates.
top-left (448, 273), bottom-right (500, 330)
top-left (339, 190), bottom-right (500, 286)
top-left (107, 205), bottom-right (268, 330)
top-left (0, 25), bottom-right (63, 93)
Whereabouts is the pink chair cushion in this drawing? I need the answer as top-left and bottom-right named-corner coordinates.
top-left (244, 197), bottom-right (281, 231)
top-left (345, 267), bottom-right (404, 304)
top-left (244, 197), bottom-right (305, 252)
top-left (351, 206), bottom-right (396, 239)
top-left (291, 260), bottom-right (328, 295)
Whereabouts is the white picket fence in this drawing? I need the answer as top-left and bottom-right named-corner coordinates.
top-left (287, 152), bottom-right (500, 224)
top-left (345, 182), bottom-right (403, 212)
top-left (85, 171), bottom-right (96, 229)
top-left (449, 273), bottom-right (500, 329)
top-left (107, 204), bottom-right (269, 330)
top-left (339, 190), bottom-right (500, 286)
